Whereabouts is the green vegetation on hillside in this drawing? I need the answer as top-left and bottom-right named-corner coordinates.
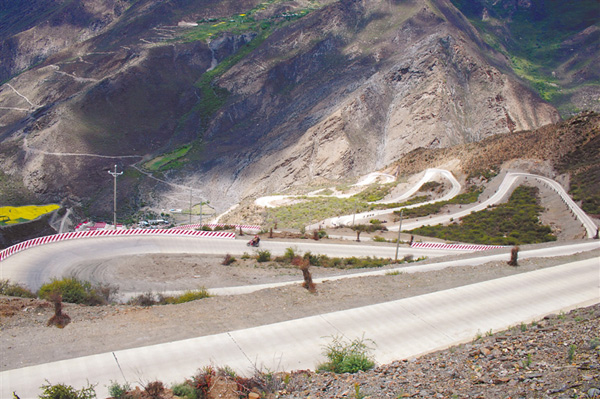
top-left (556, 116), bottom-right (600, 215)
top-left (179, 0), bottom-right (317, 44)
top-left (393, 187), bottom-right (483, 219)
top-left (143, 145), bottom-right (191, 171)
top-left (271, 197), bottom-right (371, 229)
top-left (154, 0), bottom-right (321, 171)
top-left (409, 186), bottom-right (556, 245)
top-left (451, 0), bottom-right (600, 115)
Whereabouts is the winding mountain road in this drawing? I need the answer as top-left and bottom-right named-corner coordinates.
top-left (306, 169), bottom-right (462, 230)
top-left (1, 168), bottom-right (598, 398)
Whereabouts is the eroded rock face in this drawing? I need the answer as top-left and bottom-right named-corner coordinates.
top-left (196, 0), bottom-right (559, 205)
top-left (0, 0), bottom-right (130, 83)
top-left (0, 0), bottom-right (561, 216)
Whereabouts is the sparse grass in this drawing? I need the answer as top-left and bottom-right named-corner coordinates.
top-left (178, 1), bottom-right (316, 44)
top-left (256, 249), bottom-right (272, 262)
top-left (164, 289), bottom-right (211, 304)
top-left (271, 197), bottom-right (371, 229)
top-left (567, 344), bottom-right (577, 363)
top-left (317, 335), bottom-right (376, 374)
top-left (127, 288), bottom-right (210, 306)
top-left (0, 279), bottom-right (36, 298)
top-left (143, 145), bottom-right (191, 171)
top-left (393, 186), bottom-right (483, 219)
top-left (352, 183), bottom-right (396, 202)
top-left (222, 254), bottom-right (236, 265)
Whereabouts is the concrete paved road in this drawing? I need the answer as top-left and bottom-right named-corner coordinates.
top-left (0, 236), bottom-right (459, 292)
top-left (306, 168), bottom-right (462, 230)
top-left (2, 257), bottom-right (598, 398)
top-left (389, 172), bottom-right (597, 236)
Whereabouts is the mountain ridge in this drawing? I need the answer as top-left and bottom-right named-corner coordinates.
top-left (0, 0), bottom-right (594, 222)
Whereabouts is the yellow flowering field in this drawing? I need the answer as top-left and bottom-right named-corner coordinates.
top-left (0, 204), bottom-right (60, 225)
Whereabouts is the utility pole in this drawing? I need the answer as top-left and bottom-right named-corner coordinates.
top-left (189, 187), bottom-right (193, 224)
top-left (394, 210), bottom-right (404, 262)
top-left (108, 165), bottom-right (123, 229)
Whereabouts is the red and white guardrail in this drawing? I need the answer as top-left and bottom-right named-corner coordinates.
top-left (173, 223), bottom-right (261, 232)
top-left (0, 229), bottom-right (235, 262)
top-left (410, 242), bottom-right (505, 251)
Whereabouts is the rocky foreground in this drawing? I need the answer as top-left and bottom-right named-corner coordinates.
top-left (276, 304), bottom-right (600, 399)
top-left (124, 303), bottom-right (599, 399)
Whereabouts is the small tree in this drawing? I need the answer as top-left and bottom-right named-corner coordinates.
top-left (350, 224), bottom-right (385, 242)
top-left (507, 246), bottom-right (519, 266)
top-left (292, 256), bottom-right (316, 293)
top-left (47, 293), bottom-right (71, 328)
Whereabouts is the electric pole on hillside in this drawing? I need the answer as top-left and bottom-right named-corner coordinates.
top-left (394, 209), bottom-right (404, 262)
top-left (108, 165), bottom-right (123, 229)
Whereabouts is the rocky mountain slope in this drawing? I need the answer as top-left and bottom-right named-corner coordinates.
top-left (0, 0), bottom-right (592, 222)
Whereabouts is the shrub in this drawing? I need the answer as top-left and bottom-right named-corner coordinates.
top-left (372, 235), bottom-right (387, 242)
top-left (171, 382), bottom-right (197, 399)
top-left (0, 279), bottom-right (35, 298)
top-left (38, 381), bottom-right (96, 399)
top-left (38, 277), bottom-right (118, 305)
top-left (144, 381), bottom-right (165, 398)
top-left (108, 381), bottom-right (131, 399)
top-left (164, 289), bottom-right (211, 304)
top-left (256, 249), bottom-right (271, 262)
top-left (222, 254), bottom-right (236, 265)
top-left (283, 247), bottom-right (296, 262)
top-left (317, 335), bottom-right (376, 374)
top-left (127, 292), bottom-right (159, 306)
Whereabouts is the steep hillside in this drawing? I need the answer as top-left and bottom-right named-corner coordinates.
top-left (0, 0), bottom-right (569, 222)
top-left (450, 0), bottom-right (600, 116)
top-left (390, 111), bottom-right (600, 215)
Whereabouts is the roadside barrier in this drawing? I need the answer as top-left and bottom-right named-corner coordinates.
top-left (0, 229), bottom-right (235, 262)
top-left (410, 242), bottom-right (505, 251)
top-left (173, 223), bottom-right (261, 232)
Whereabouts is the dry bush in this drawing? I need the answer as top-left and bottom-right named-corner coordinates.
top-left (143, 381), bottom-right (165, 399)
top-left (221, 254), bottom-right (236, 265)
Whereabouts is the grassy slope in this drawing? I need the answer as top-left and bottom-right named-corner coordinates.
top-left (410, 186), bottom-right (556, 245)
top-left (450, 0), bottom-right (600, 116)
